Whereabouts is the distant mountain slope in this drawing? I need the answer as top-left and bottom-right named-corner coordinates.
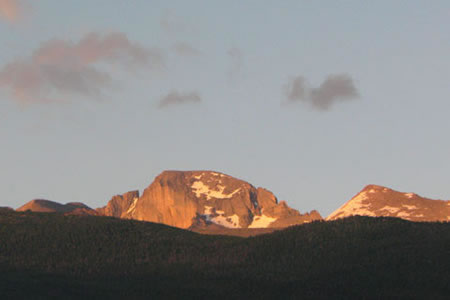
top-left (98, 170), bottom-right (321, 229)
top-left (327, 184), bottom-right (450, 222)
top-left (1, 210), bottom-right (449, 299)
top-left (96, 190), bottom-right (139, 218)
top-left (17, 199), bottom-right (97, 215)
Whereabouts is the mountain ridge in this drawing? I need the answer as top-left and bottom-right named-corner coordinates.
top-left (13, 172), bottom-right (450, 230)
top-left (100, 170), bottom-right (322, 229)
top-left (327, 184), bottom-right (450, 222)
top-left (16, 199), bottom-right (98, 215)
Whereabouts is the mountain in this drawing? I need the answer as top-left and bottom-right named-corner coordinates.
top-left (96, 190), bottom-right (139, 218)
top-left (327, 184), bottom-right (450, 222)
top-left (98, 170), bottom-right (322, 229)
top-left (16, 199), bottom-right (97, 215)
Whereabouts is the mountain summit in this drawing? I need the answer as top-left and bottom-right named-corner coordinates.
top-left (326, 184), bottom-right (450, 222)
top-left (17, 199), bottom-right (97, 215)
top-left (98, 170), bottom-right (322, 229)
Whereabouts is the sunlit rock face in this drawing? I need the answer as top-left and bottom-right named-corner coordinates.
top-left (327, 184), bottom-right (450, 222)
top-left (96, 190), bottom-right (139, 218)
top-left (100, 170), bottom-right (322, 229)
top-left (16, 199), bottom-right (97, 215)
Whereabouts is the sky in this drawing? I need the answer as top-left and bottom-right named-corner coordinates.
top-left (1, 1), bottom-right (450, 217)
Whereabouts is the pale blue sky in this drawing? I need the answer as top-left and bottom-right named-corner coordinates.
top-left (1, 1), bottom-right (449, 216)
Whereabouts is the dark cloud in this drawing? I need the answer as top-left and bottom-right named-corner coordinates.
top-left (158, 90), bottom-right (202, 108)
top-left (173, 42), bottom-right (202, 56)
top-left (286, 76), bottom-right (307, 101)
top-left (0, 32), bottom-right (164, 103)
top-left (310, 74), bottom-right (359, 110)
top-left (285, 74), bottom-right (359, 111)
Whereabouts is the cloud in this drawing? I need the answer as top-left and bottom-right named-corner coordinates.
top-left (173, 42), bottom-right (202, 57)
top-left (310, 74), bottom-right (359, 110)
top-left (158, 90), bottom-right (201, 108)
top-left (227, 47), bottom-right (243, 80)
top-left (0, 32), bottom-right (164, 103)
top-left (285, 74), bottom-right (359, 111)
top-left (286, 76), bottom-right (307, 102)
top-left (0, 0), bottom-right (21, 22)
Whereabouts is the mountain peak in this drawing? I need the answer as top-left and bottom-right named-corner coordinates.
top-left (16, 199), bottom-right (95, 214)
top-left (327, 185), bottom-right (450, 222)
top-left (98, 170), bottom-right (322, 229)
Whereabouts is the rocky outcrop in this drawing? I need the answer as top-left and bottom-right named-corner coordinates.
top-left (96, 190), bottom-right (139, 218)
top-left (16, 199), bottom-right (96, 214)
top-left (327, 184), bottom-right (450, 222)
top-left (111, 170), bottom-right (321, 229)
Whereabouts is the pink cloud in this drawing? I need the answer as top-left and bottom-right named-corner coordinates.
top-left (0, 32), bottom-right (165, 103)
top-left (0, 0), bottom-right (21, 22)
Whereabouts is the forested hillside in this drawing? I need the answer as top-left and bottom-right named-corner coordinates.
top-left (1, 210), bottom-right (449, 299)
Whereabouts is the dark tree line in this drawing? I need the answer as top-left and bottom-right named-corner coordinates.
top-left (1, 210), bottom-right (449, 299)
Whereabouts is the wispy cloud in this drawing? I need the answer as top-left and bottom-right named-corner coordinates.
top-left (173, 42), bottom-right (202, 57)
top-left (0, 32), bottom-right (165, 103)
top-left (0, 0), bottom-right (21, 22)
top-left (158, 90), bottom-right (201, 108)
top-left (285, 74), bottom-right (359, 111)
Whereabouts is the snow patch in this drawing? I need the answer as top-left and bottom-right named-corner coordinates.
top-left (249, 215), bottom-right (277, 228)
top-left (191, 181), bottom-right (241, 200)
top-left (326, 192), bottom-right (376, 220)
top-left (402, 204), bottom-right (417, 210)
top-left (380, 206), bottom-right (400, 214)
top-left (126, 198), bottom-right (138, 214)
top-left (202, 206), bottom-right (240, 228)
top-left (204, 206), bottom-right (213, 215)
top-left (397, 211), bottom-right (411, 218)
top-left (212, 214), bottom-right (240, 228)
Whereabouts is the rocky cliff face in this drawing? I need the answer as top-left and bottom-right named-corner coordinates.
top-left (16, 199), bottom-right (97, 215)
top-left (100, 170), bottom-right (322, 229)
top-left (327, 184), bottom-right (450, 222)
top-left (96, 190), bottom-right (139, 218)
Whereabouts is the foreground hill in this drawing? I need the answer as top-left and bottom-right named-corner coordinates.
top-left (327, 184), bottom-right (450, 222)
top-left (1, 210), bottom-right (449, 299)
top-left (98, 170), bottom-right (322, 229)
